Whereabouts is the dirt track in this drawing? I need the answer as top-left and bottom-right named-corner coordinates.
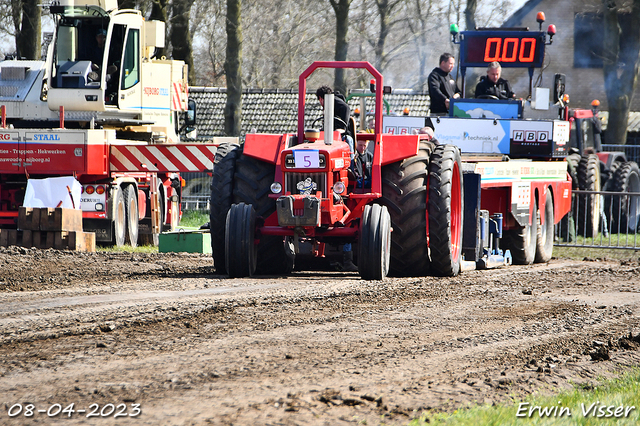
top-left (1, 247), bottom-right (640, 425)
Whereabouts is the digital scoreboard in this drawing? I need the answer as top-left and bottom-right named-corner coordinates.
top-left (459, 31), bottom-right (546, 68)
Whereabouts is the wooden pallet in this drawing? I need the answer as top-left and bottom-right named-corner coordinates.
top-left (0, 229), bottom-right (96, 252)
top-left (18, 207), bottom-right (83, 232)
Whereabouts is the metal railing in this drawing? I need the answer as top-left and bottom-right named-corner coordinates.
top-left (555, 189), bottom-right (640, 249)
top-left (602, 144), bottom-right (640, 163)
top-left (182, 195), bottom-right (211, 212)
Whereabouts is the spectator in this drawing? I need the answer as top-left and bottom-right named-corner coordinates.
top-left (428, 53), bottom-right (461, 114)
top-left (474, 62), bottom-right (516, 100)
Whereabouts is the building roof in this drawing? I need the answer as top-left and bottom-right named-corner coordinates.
top-left (189, 87), bottom-right (430, 139)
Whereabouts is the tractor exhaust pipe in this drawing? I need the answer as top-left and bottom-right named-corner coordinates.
top-left (324, 93), bottom-right (334, 145)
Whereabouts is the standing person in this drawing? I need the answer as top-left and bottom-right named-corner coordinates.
top-left (316, 85), bottom-right (354, 153)
top-left (428, 53), bottom-right (461, 115)
top-left (475, 62), bottom-right (516, 100)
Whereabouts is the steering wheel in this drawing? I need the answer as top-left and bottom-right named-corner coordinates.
top-left (310, 116), bottom-right (349, 132)
top-left (477, 95), bottom-right (499, 100)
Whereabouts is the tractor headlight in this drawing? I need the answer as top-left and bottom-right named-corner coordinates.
top-left (270, 182), bottom-right (282, 194)
top-left (333, 181), bottom-right (346, 195)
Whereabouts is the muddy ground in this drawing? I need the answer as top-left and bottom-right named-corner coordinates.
top-left (0, 247), bottom-right (640, 425)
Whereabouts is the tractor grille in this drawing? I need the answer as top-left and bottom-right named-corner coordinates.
top-left (285, 172), bottom-right (327, 198)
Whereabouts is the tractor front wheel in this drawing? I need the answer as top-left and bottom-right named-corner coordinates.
top-left (210, 143), bottom-right (241, 274)
top-left (225, 203), bottom-right (257, 278)
top-left (358, 204), bottom-right (391, 280)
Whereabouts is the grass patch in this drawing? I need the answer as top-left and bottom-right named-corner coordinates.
top-left (180, 209), bottom-right (209, 228)
top-left (554, 231), bottom-right (640, 261)
top-left (411, 369), bottom-right (640, 425)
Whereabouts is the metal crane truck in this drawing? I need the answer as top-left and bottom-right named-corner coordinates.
top-left (0, 0), bottom-right (223, 246)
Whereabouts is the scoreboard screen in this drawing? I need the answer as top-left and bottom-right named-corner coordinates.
top-left (460, 31), bottom-right (546, 68)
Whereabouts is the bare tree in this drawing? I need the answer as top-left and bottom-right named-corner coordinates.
top-left (170, 0), bottom-right (196, 83)
top-left (14, 0), bottom-right (41, 59)
top-left (329, 0), bottom-right (352, 94)
top-left (464, 0), bottom-right (476, 30)
top-left (602, 0), bottom-right (640, 145)
top-left (148, 0), bottom-right (169, 58)
top-left (224, 0), bottom-right (242, 136)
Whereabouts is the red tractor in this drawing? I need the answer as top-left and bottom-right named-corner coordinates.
top-left (209, 61), bottom-right (463, 279)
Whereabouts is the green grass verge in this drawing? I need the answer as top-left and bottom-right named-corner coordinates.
top-left (410, 369), bottom-right (640, 425)
top-left (180, 209), bottom-right (209, 228)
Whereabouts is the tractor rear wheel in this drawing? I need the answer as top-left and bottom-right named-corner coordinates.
top-left (577, 153), bottom-right (601, 237)
top-left (358, 204), bottom-right (391, 280)
top-left (503, 198), bottom-right (538, 265)
top-left (428, 145), bottom-right (464, 277)
top-left (535, 188), bottom-right (554, 263)
top-left (380, 141), bottom-right (434, 276)
top-left (210, 143), bottom-right (241, 274)
top-left (124, 185), bottom-right (139, 248)
top-left (233, 154), bottom-right (294, 275)
top-left (610, 161), bottom-right (640, 233)
top-left (225, 203), bottom-right (257, 278)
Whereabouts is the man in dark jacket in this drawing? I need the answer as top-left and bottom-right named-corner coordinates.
top-left (316, 85), bottom-right (353, 153)
top-left (316, 86), bottom-right (350, 133)
top-left (475, 62), bottom-right (516, 100)
top-left (428, 53), bottom-right (461, 114)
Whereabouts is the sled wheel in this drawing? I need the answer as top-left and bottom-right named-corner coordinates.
top-left (123, 185), bottom-right (139, 248)
top-left (358, 204), bottom-right (391, 280)
top-left (225, 203), bottom-right (257, 278)
top-left (610, 161), bottom-right (640, 233)
top-left (535, 188), bottom-right (554, 263)
top-left (428, 144), bottom-right (464, 277)
top-left (113, 187), bottom-right (126, 247)
top-left (503, 198), bottom-right (538, 265)
top-left (210, 143), bottom-right (242, 273)
top-left (577, 153), bottom-right (601, 237)
top-left (380, 141), bottom-right (434, 276)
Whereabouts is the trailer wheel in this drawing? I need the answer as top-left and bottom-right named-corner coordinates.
top-left (225, 203), bottom-right (257, 278)
top-left (113, 187), bottom-right (126, 247)
top-left (610, 161), bottom-right (640, 233)
top-left (428, 144), bottom-right (464, 277)
top-left (576, 154), bottom-right (601, 237)
top-left (358, 204), bottom-right (391, 280)
top-left (210, 143), bottom-right (241, 274)
top-left (503, 199), bottom-right (538, 265)
top-left (233, 154), bottom-right (294, 275)
top-left (124, 185), bottom-right (139, 248)
top-left (380, 141), bottom-right (434, 276)
top-left (535, 188), bottom-right (554, 263)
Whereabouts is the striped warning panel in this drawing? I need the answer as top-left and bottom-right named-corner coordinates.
top-left (110, 144), bottom-right (218, 172)
top-left (173, 82), bottom-right (186, 111)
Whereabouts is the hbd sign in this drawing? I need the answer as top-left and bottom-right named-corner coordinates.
top-left (512, 130), bottom-right (549, 143)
